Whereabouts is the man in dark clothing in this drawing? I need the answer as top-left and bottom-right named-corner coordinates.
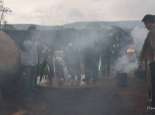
top-left (140, 14), bottom-right (155, 107)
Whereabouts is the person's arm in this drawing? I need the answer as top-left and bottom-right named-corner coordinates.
top-left (149, 30), bottom-right (155, 51)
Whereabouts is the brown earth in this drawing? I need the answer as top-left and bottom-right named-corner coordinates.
top-left (6, 78), bottom-right (148, 115)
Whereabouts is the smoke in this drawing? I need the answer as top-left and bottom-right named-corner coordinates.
top-left (21, 39), bottom-right (38, 66)
top-left (21, 22), bottom-right (148, 80)
top-left (21, 30), bottom-right (53, 66)
top-left (114, 53), bottom-right (138, 73)
top-left (113, 24), bottom-right (148, 74)
top-left (131, 25), bottom-right (148, 54)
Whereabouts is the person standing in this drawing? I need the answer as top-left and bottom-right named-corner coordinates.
top-left (140, 14), bottom-right (155, 107)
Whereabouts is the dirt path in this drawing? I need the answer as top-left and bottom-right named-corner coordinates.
top-left (6, 79), bottom-right (147, 115)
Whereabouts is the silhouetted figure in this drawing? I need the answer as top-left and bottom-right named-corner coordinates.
top-left (64, 44), bottom-right (81, 83)
top-left (83, 44), bottom-right (100, 84)
top-left (140, 14), bottom-right (155, 107)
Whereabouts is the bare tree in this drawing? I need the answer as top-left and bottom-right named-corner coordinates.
top-left (0, 0), bottom-right (12, 30)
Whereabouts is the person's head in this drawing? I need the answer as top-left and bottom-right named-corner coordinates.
top-left (142, 14), bottom-right (155, 30)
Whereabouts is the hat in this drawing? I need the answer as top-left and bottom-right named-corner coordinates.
top-left (142, 14), bottom-right (155, 23)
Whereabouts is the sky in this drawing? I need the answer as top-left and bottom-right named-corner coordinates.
top-left (3, 0), bottom-right (155, 25)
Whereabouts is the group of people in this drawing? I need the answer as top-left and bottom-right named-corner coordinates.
top-left (52, 43), bottom-right (100, 86)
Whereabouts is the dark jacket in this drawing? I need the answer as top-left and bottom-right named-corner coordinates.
top-left (140, 27), bottom-right (155, 63)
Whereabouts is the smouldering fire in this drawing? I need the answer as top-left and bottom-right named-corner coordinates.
top-left (127, 48), bottom-right (135, 54)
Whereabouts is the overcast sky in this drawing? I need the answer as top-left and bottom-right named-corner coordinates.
top-left (4, 0), bottom-right (155, 25)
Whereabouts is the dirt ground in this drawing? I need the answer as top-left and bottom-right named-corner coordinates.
top-left (1, 78), bottom-right (148, 115)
